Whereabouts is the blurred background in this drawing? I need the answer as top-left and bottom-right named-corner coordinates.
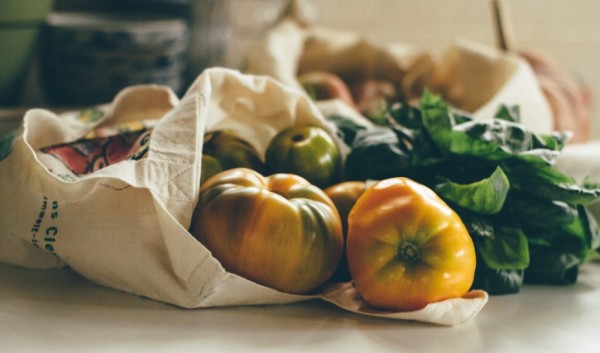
top-left (1, 0), bottom-right (598, 138)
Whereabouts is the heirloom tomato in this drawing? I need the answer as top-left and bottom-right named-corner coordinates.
top-left (324, 181), bottom-right (367, 237)
top-left (346, 177), bottom-right (476, 311)
top-left (189, 168), bottom-right (344, 294)
top-left (265, 125), bottom-right (341, 188)
top-left (323, 181), bottom-right (367, 282)
top-left (202, 130), bottom-right (264, 173)
top-left (200, 154), bottom-right (223, 184)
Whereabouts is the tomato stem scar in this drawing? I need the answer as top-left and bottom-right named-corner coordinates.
top-left (291, 134), bottom-right (305, 142)
top-left (398, 240), bottom-right (420, 263)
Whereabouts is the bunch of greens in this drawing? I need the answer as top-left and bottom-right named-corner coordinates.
top-left (329, 91), bottom-right (600, 295)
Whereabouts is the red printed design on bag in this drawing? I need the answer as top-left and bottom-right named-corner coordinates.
top-left (40, 129), bottom-right (152, 175)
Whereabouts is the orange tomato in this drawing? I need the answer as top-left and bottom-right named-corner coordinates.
top-left (346, 177), bottom-right (476, 311)
top-left (324, 181), bottom-right (367, 282)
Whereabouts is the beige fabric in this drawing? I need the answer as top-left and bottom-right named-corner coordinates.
top-left (0, 68), bottom-right (486, 326)
top-left (243, 18), bottom-right (553, 134)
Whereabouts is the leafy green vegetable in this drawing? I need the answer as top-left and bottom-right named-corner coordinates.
top-left (508, 191), bottom-right (578, 228)
top-left (337, 90), bottom-right (600, 294)
top-left (473, 266), bottom-right (524, 295)
top-left (460, 210), bottom-right (495, 239)
top-left (420, 91), bottom-right (569, 165)
top-left (525, 248), bottom-right (580, 285)
top-left (584, 203), bottom-right (600, 265)
top-left (474, 220), bottom-right (530, 270)
top-left (434, 166), bottom-right (509, 215)
top-left (418, 91), bottom-right (462, 155)
top-left (504, 160), bottom-right (600, 205)
top-left (344, 126), bottom-right (411, 181)
top-left (494, 104), bottom-right (521, 123)
top-left (387, 103), bottom-right (443, 166)
top-left (325, 114), bottom-right (368, 147)
top-left (520, 197), bottom-right (594, 284)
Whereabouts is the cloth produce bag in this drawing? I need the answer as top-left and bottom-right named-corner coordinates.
top-left (242, 18), bottom-right (554, 134)
top-left (0, 68), bottom-right (487, 326)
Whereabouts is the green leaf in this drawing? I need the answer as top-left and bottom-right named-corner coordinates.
top-left (509, 191), bottom-right (578, 228)
top-left (344, 126), bottom-right (410, 181)
top-left (510, 149), bottom-right (561, 166)
top-left (388, 103), bottom-right (424, 131)
top-left (387, 103), bottom-right (443, 166)
top-left (473, 265), bottom-right (524, 295)
top-left (522, 205), bottom-right (592, 272)
top-left (325, 114), bottom-right (368, 147)
top-left (562, 205), bottom-right (595, 260)
top-left (435, 166), bottom-right (509, 215)
top-left (585, 249), bottom-right (600, 262)
top-left (474, 221), bottom-right (530, 270)
top-left (524, 247), bottom-right (580, 285)
top-left (504, 160), bottom-right (600, 205)
top-left (449, 120), bottom-right (566, 164)
top-left (521, 182), bottom-right (600, 206)
top-left (584, 205), bottom-right (600, 252)
top-left (419, 91), bottom-right (568, 165)
top-left (494, 104), bottom-right (520, 123)
top-left (523, 205), bottom-right (594, 284)
top-left (459, 209), bottom-right (495, 239)
top-left (418, 90), bottom-right (463, 153)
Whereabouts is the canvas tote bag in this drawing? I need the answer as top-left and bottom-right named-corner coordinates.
top-left (0, 68), bottom-right (487, 325)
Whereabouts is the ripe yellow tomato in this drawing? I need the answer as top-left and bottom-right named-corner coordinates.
top-left (346, 177), bottom-right (476, 311)
top-left (189, 168), bottom-right (344, 294)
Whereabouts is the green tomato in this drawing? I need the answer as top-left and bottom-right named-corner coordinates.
top-left (200, 154), bottom-right (224, 184)
top-left (202, 130), bottom-right (265, 173)
top-left (265, 126), bottom-right (341, 188)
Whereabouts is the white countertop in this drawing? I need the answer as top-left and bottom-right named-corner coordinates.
top-left (1, 262), bottom-right (599, 353)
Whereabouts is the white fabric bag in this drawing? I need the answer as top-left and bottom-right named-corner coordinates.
top-left (242, 18), bottom-right (553, 134)
top-left (0, 68), bottom-right (486, 325)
